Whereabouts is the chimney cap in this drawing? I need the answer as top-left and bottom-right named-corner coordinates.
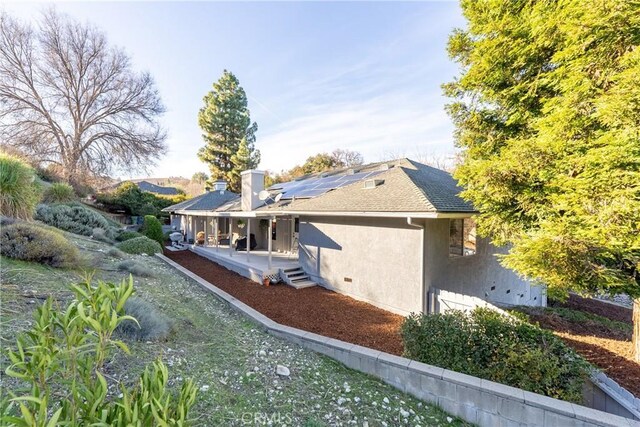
top-left (240, 169), bottom-right (265, 176)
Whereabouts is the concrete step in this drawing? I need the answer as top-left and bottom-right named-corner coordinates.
top-left (288, 280), bottom-right (317, 289)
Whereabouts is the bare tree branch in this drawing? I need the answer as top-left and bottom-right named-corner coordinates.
top-left (0, 9), bottom-right (166, 183)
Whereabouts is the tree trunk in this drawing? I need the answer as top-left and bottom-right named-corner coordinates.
top-left (634, 298), bottom-right (640, 363)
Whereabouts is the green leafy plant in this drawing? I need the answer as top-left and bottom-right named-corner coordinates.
top-left (116, 230), bottom-right (144, 242)
top-left (401, 308), bottom-right (590, 402)
top-left (42, 182), bottom-right (75, 203)
top-left (115, 297), bottom-right (171, 341)
top-left (0, 153), bottom-right (42, 220)
top-left (1, 277), bottom-right (197, 426)
top-left (141, 215), bottom-right (164, 245)
top-left (0, 222), bottom-right (79, 267)
top-left (115, 236), bottom-right (162, 255)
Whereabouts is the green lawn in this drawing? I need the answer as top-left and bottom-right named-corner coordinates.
top-left (1, 231), bottom-right (469, 426)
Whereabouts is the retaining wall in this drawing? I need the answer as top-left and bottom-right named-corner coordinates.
top-left (157, 254), bottom-right (639, 427)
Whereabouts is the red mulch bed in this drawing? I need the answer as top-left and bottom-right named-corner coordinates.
top-left (164, 250), bottom-right (405, 356)
top-left (549, 294), bottom-right (632, 323)
top-left (523, 298), bottom-right (639, 397)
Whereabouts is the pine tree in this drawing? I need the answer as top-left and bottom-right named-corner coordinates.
top-left (230, 138), bottom-right (261, 189)
top-left (445, 0), bottom-right (640, 360)
top-left (197, 70), bottom-right (259, 192)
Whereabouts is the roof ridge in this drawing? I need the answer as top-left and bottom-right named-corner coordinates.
top-left (395, 166), bottom-right (437, 211)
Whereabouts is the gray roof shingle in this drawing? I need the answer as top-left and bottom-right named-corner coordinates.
top-left (257, 158), bottom-right (475, 213)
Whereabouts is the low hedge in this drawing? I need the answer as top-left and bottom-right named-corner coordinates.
top-left (0, 222), bottom-right (79, 267)
top-left (116, 230), bottom-right (144, 242)
top-left (141, 215), bottom-right (164, 246)
top-left (401, 308), bottom-right (590, 403)
top-left (115, 236), bottom-right (162, 255)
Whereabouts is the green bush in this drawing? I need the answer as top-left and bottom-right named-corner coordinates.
top-left (116, 297), bottom-right (171, 341)
top-left (0, 153), bottom-right (42, 220)
top-left (0, 222), bottom-right (79, 267)
top-left (116, 230), bottom-right (144, 242)
top-left (35, 203), bottom-right (118, 239)
top-left (117, 259), bottom-right (155, 277)
top-left (95, 181), bottom-right (186, 218)
top-left (42, 182), bottom-right (75, 203)
top-left (401, 308), bottom-right (590, 402)
top-left (141, 215), bottom-right (164, 245)
top-left (1, 277), bottom-right (197, 425)
top-left (116, 236), bottom-right (162, 255)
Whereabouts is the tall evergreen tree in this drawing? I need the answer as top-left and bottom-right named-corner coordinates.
top-left (230, 138), bottom-right (260, 189)
top-left (445, 0), bottom-right (640, 359)
top-left (198, 70), bottom-right (259, 192)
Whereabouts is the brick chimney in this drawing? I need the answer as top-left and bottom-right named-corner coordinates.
top-left (241, 170), bottom-right (265, 211)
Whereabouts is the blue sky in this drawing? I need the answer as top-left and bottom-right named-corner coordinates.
top-left (4, 1), bottom-right (465, 179)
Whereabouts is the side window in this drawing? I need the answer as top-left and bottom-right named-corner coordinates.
top-left (449, 218), bottom-right (476, 257)
top-left (294, 218), bottom-right (299, 233)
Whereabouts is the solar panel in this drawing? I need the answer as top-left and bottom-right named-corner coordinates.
top-left (276, 169), bottom-right (386, 200)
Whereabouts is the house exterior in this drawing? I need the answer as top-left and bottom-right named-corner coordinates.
top-left (162, 159), bottom-right (546, 315)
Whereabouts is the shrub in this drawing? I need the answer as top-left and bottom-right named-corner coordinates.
top-left (116, 230), bottom-right (144, 242)
top-left (0, 222), bottom-right (79, 267)
top-left (107, 247), bottom-right (126, 258)
top-left (35, 203), bottom-right (118, 239)
top-left (116, 236), bottom-right (162, 255)
top-left (0, 215), bottom-right (16, 226)
top-left (0, 153), bottom-right (42, 219)
top-left (141, 215), bottom-right (164, 245)
top-left (401, 308), bottom-right (590, 402)
top-left (43, 182), bottom-right (75, 203)
top-left (115, 297), bottom-right (171, 341)
top-left (117, 259), bottom-right (155, 277)
top-left (91, 227), bottom-right (113, 243)
top-left (1, 277), bottom-right (196, 425)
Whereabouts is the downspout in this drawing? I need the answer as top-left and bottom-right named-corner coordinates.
top-left (407, 217), bottom-right (427, 313)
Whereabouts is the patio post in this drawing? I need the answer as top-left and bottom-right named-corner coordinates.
top-left (246, 218), bottom-right (251, 262)
top-left (267, 216), bottom-right (273, 269)
top-left (214, 217), bottom-right (219, 252)
top-left (203, 216), bottom-right (208, 246)
top-left (229, 217), bottom-right (233, 257)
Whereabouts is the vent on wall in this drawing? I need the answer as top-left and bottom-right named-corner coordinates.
top-left (363, 179), bottom-right (384, 189)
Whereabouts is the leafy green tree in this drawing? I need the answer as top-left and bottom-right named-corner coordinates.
top-left (444, 0), bottom-right (640, 359)
top-left (191, 172), bottom-right (208, 184)
top-left (198, 70), bottom-right (260, 192)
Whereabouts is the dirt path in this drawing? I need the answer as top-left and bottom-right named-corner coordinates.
top-left (164, 249), bottom-right (405, 356)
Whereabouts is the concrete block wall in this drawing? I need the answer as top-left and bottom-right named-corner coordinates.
top-left (586, 372), bottom-right (640, 420)
top-left (157, 254), bottom-right (639, 427)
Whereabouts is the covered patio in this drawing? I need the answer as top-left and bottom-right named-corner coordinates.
top-left (191, 244), bottom-right (299, 283)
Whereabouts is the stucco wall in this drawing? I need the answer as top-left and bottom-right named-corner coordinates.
top-left (423, 219), bottom-right (545, 307)
top-left (299, 216), bottom-right (424, 315)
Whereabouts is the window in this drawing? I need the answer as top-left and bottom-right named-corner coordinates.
top-left (294, 218), bottom-right (299, 233)
top-left (449, 218), bottom-right (476, 257)
top-left (271, 219), bottom-right (277, 240)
